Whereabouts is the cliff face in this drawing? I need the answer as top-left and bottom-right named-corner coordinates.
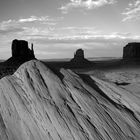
top-left (123, 43), bottom-right (140, 59)
top-left (0, 60), bottom-right (140, 140)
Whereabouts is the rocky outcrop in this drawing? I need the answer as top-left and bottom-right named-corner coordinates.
top-left (0, 60), bottom-right (140, 140)
top-left (4, 39), bottom-right (35, 67)
top-left (70, 49), bottom-right (91, 68)
top-left (11, 39), bottom-right (35, 59)
top-left (123, 42), bottom-right (140, 59)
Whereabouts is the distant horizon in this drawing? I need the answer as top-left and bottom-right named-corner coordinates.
top-left (0, 0), bottom-right (140, 59)
top-left (0, 56), bottom-right (122, 60)
top-left (0, 42), bottom-right (124, 60)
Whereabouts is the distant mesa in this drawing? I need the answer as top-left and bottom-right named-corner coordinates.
top-left (123, 42), bottom-right (140, 59)
top-left (70, 49), bottom-right (91, 67)
top-left (5, 39), bottom-right (36, 66)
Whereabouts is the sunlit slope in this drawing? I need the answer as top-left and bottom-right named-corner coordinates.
top-left (0, 60), bottom-right (140, 140)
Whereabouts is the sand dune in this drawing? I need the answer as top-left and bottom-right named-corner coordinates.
top-left (0, 60), bottom-right (140, 140)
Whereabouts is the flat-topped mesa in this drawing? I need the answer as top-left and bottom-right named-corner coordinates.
top-left (12, 39), bottom-right (35, 59)
top-left (123, 42), bottom-right (140, 59)
top-left (3, 39), bottom-right (36, 68)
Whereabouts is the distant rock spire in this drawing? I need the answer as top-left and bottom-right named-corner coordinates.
top-left (31, 43), bottom-right (34, 52)
top-left (31, 43), bottom-right (35, 58)
top-left (70, 48), bottom-right (91, 68)
top-left (74, 49), bottom-right (84, 59)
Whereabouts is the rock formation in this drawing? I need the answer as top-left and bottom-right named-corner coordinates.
top-left (74, 48), bottom-right (85, 60)
top-left (5, 39), bottom-right (35, 66)
top-left (123, 42), bottom-right (140, 59)
top-left (11, 39), bottom-right (35, 59)
top-left (70, 49), bottom-right (91, 68)
top-left (0, 60), bottom-right (140, 140)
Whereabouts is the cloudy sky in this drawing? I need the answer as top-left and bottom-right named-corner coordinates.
top-left (0, 0), bottom-right (140, 59)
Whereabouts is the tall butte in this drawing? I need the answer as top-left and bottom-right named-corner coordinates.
top-left (5, 39), bottom-right (36, 66)
top-left (70, 49), bottom-right (91, 68)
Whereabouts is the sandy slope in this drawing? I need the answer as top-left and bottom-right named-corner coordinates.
top-left (0, 60), bottom-right (140, 140)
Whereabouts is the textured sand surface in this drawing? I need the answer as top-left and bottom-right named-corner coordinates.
top-left (0, 60), bottom-right (140, 140)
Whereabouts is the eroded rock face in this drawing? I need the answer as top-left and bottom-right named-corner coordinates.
top-left (0, 60), bottom-right (140, 140)
top-left (123, 42), bottom-right (140, 59)
top-left (12, 39), bottom-right (35, 59)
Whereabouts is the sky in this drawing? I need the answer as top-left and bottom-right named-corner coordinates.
top-left (0, 0), bottom-right (140, 59)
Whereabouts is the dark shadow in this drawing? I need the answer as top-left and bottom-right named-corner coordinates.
top-left (78, 73), bottom-right (132, 110)
top-left (114, 82), bottom-right (130, 86)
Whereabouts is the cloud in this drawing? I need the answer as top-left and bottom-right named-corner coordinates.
top-left (0, 27), bottom-right (25, 35)
top-left (30, 31), bottom-right (140, 43)
top-left (18, 16), bottom-right (49, 23)
top-left (18, 16), bottom-right (62, 25)
top-left (23, 26), bottom-right (140, 45)
top-left (0, 16), bottom-right (60, 29)
top-left (28, 32), bottom-right (140, 51)
top-left (122, 0), bottom-right (140, 22)
top-left (27, 31), bottom-right (140, 58)
top-left (0, 16), bottom-right (63, 37)
top-left (0, 21), bottom-right (139, 59)
top-left (15, 26), bottom-right (101, 41)
top-left (59, 0), bottom-right (116, 13)
top-left (57, 27), bottom-right (101, 35)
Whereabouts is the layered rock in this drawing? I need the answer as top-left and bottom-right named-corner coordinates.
top-left (0, 60), bottom-right (140, 140)
top-left (123, 42), bottom-right (140, 59)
